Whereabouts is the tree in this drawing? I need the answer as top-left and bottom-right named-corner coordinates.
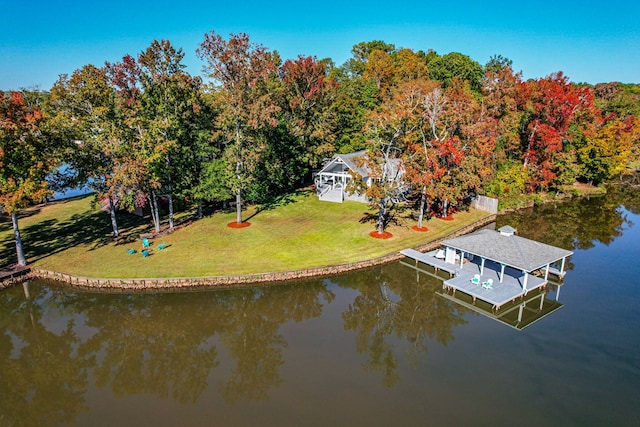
top-left (279, 55), bottom-right (338, 181)
top-left (0, 91), bottom-right (56, 265)
top-left (518, 72), bottom-right (596, 191)
top-left (577, 115), bottom-right (636, 184)
top-left (363, 49), bottom-right (395, 96)
top-left (137, 39), bottom-right (198, 231)
top-left (392, 48), bottom-right (429, 83)
top-left (49, 64), bottom-right (123, 237)
top-left (427, 52), bottom-right (484, 93)
top-left (198, 31), bottom-right (280, 224)
top-left (345, 40), bottom-right (396, 77)
top-left (399, 80), bottom-right (443, 228)
top-left (355, 82), bottom-right (421, 235)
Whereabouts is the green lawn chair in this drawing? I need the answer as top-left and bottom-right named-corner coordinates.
top-left (142, 238), bottom-right (151, 248)
top-left (157, 242), bottom-right (166, 250)
top-left (481, 278), bottom-right (493, 289)
top-left (141, 249), bottom-right (150, 257)
top-left (127, 248), bottom-right (137, 255)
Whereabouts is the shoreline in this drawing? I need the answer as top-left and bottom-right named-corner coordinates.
top-left (4, 215), bottom-right (497, 292)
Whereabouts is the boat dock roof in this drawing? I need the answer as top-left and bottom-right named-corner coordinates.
top-left (441, 227), bottom-right (573, 273)
top-left (400, 225), bottom-right (572, 312)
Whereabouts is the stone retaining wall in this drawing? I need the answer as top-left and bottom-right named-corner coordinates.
top-left (8, 215), bottom-right (497, 292)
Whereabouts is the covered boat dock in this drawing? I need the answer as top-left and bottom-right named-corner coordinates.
top-left (401, 225), bottom-right (573, 310)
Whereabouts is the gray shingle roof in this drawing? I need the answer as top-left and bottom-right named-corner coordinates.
top-left (334, 151), bottom-right (368, 177)
top-left (441, 228), bottom-right (573, 272)
top-left (320, 150), bottom-right (403, 180)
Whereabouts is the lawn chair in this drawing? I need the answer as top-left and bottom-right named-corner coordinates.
top-left (482, 278), bottom-right (493, 289)
top-left (127, 248), bottom-right (137, 255)
top-left (157, 242), bottom-right (166, 250)
top-left (470, 274), bottom-right (481, 285)
top-left (142, 238), bottom-right (151, 248)
top-left (141, 249), bottom-right (150, 257)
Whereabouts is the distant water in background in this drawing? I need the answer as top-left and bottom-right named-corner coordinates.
top-left (52, 186), bottom-right (93, 200)
top-left (50, 164), bottom-right (93, 200)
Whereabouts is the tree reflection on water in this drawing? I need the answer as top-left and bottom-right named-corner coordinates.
top-left (1, 187), bottom-right (638, 424)
top-left (334, 264), bottom-right (467, 386)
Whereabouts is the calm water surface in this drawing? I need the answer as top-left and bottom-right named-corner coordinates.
top-left (2, 188), bottom-right (640, 426)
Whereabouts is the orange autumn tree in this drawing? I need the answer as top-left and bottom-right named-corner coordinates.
top-left (0, 91), bottom-right (56, 266)
top-left (354, 80), bottom-right (424, 236)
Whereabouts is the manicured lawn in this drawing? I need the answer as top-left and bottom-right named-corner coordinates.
top-left (0, 190), bottom-right (491, 278)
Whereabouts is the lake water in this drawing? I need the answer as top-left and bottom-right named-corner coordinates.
top-left (1, 187), bottom-right (639, 426)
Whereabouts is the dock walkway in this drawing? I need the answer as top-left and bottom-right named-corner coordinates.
top-left (399, 249), bottom-right (460, 276)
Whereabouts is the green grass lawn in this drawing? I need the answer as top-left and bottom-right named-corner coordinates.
top-left (0, 190), bottom-right (491, 278)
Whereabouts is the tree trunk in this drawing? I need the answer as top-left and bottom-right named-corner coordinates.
top-left (443, 198), bottom-right (449, 218)
top-left (168, 191), bottom-right (174, 230)
top-left (166, 157), bottom-right (175, 229)
top-left (197, 199), bottom-right (203, 219)
top-left (150, 191), bottom-right (161, 233)
top-left (108, 196), bottom-right (119, 237)
top-left (236, 186), bottom-right (242, 224)
top-left (417, 190), bottom-right (426, 229)
top-left (12, 212), bottom-right (27, 266)
top-left (378, 199), bottom-right (386, 234)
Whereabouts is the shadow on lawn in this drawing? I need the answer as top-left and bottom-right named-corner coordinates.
top-left (0, 206), bottom-right (148, 265)
top-left (244, 189), bottom-right (313, 221)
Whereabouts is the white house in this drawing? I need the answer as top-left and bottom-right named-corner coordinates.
top-left (314, 150), bottom-right (404, 203)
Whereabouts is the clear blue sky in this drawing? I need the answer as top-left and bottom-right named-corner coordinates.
top-left (2, 0), bottom-right (638, 91)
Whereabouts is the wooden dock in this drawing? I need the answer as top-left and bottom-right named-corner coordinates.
top-left (443, 260), bottom-right (548, 310)
top-left (400, 250), bottom-right (548, 310)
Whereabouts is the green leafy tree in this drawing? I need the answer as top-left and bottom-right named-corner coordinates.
top-left (427, 52), bottom-right (484, 93)
top-left (49, 64), bottom-right (123, 236)
top-left (137, 39), bottom-right (201, 231)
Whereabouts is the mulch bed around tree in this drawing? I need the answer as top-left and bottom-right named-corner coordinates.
top-left (227, 221), bottom-right (251, 229)
top-left (369, 230), bottom-right (393, 239)
top-left (411, 225), bottom-right (429, 232)
top-left (439, 215), bottom-right (455, 221)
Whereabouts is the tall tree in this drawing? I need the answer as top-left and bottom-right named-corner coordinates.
top-left (355, 82), bottom-right (421, 235)
top-left (0, 91), bottom-right (56, 265)
top-left (198, 31), bottom-right (280, 224)
top-left (280, 55), bottom-right (338, 180)
top-left (398, 80), bottom-right (442, 228)
top-left (137, 39), bottom-right (195, 231)
top-left (49, 64), bottom-right (123, 237)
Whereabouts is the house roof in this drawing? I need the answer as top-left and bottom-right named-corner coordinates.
top-left (441, 227), bottom-right (573, 272)
top-left (318, 150), bottom-right (368, 177)
top-left (318, 150), bottom-right (403, 180)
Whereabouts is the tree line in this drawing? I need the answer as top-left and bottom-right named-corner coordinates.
top-left (2, 33), bottom-right (639, 264)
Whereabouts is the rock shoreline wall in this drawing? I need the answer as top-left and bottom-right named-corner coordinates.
top-left (6, 215), bottom-right (496, 292)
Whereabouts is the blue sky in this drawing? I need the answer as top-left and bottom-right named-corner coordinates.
top-left (1, 0), bottom-right (638, 91)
